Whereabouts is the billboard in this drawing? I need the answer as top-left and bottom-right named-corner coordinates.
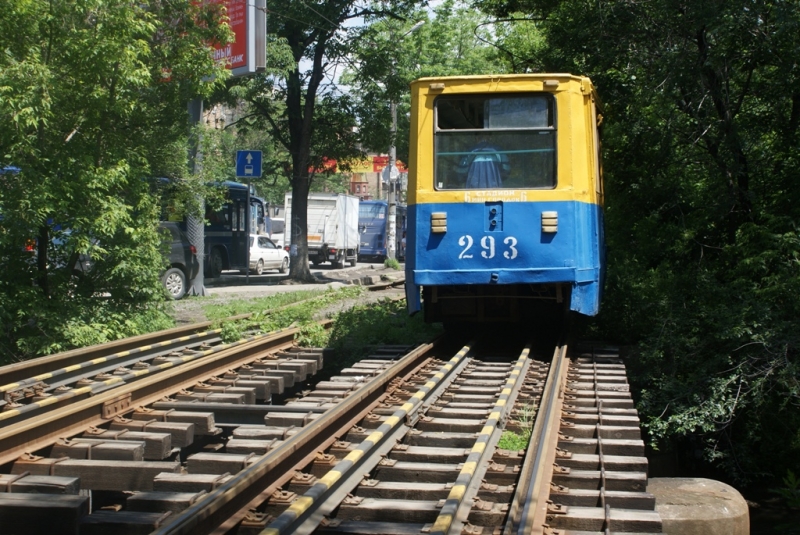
top-left (210, 0), bottom-right (266, 77)
top-left (371, 156), bottom-right (407, 172)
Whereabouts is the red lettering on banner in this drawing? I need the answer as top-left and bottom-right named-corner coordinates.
top-left (209, 0), bottom-right (248, 70)
top-left (372, 156), bottom-right (407, 173)
top-left (372, 156), bottom-right (388, 172)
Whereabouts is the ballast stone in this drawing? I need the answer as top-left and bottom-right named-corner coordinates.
top-left (649, 477), bottom-right (749, 535)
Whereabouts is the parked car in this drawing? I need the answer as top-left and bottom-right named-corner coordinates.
top-left (159, 222), bottom-right (200, 300)
top-left (247, 234), bottom-right (289, 275)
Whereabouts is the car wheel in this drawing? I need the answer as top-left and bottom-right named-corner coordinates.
top-left (208, 248), bottom-right (223, 278)
top-left (162, 268), bottom-right (187, 300)
top-left (335, 256), bottom-right (345, 269)
top-left (279, 257), bottom-right (288, 273)
top-left (254, 259), bottom-right (264, 275)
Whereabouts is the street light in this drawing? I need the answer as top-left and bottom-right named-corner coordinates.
top-left (385, 20), bottom-right (424, 261)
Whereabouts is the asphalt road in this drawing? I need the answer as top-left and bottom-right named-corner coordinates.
top-left (200, 260), bottom-right (400, 297)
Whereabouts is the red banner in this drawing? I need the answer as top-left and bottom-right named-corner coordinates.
top-left (372, 156), bottom-right (407, 173)
top-left (210, 0), bottom-right (248, 70)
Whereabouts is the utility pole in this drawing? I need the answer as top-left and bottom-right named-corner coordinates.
top-left (386, 101), bottom-right (399, 260)
top-left (186, 98), bottom-right (206, 296)
top-left (384, 20), bottom-right (424, 261)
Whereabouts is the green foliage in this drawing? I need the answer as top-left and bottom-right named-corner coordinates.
top-left (346, 0), bottom-right (506, 159)
top-left (192, 125), bottom-right (291, 212)
top-left (295, 322), bottom-right (329, 348)
top-left (8, 301), bottom-right (174, 365)
top-left (327, 298), bottom-right (442, 370)
top-left (497, 431), bottom-right (528, 451)
top-left (481, 0), bottom-right (800, 486)
top-left (219, 321), bottom-right (246, 344)
top-left (202, 289), bottom-right (342, 321)
top-left (384, 258), bottom-right (401, 270)
top-left (772, 470), bottom-right (800, 509)
top-left (206, 287), bottom-right (365, 349)
top-left (498, 404), bottom-right (536, 450)
top-left (0, 0), bottom-right (230, 362)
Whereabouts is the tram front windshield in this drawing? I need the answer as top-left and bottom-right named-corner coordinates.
top-left (434, 94), bottom-right (555, 190)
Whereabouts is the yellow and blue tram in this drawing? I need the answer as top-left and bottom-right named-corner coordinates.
top-left (405, 74), bottom-right (604, 323)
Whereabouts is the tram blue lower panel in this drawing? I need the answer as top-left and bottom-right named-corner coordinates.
top-left (405, 200), bottom-right (604, 317)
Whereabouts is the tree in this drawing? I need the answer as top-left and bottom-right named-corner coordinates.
top-left (347, 0), bottom-right (506, 161)
top-left (197, 121), bottom-right (349, 214)
top-left (480, 0), bottom-right (800, 484)
top-left (220, 0), bottom-right (426, 281)
top-left (0, 0), bottom-right (230, 360)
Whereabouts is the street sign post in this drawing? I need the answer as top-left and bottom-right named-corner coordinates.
top-left (236, 150), bottom-right (262, 286)
top-left (236, 150), bottom-right (263, 178)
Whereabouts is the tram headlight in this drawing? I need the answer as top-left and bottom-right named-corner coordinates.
top-left (430, 212), bottom-right (447, 234)
top-left (541, 211), bottom-right (558, 233)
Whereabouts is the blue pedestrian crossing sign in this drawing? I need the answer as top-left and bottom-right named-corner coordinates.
top-left (236, 150), bottom-right (262, 178)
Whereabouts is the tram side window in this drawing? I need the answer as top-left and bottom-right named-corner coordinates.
top-left (434, 94), bottom-right (556, 190)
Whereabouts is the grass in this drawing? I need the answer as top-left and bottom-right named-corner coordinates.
top-left (384, 257), bottom-right (401, 270)
top-left (202, 287), bottom-right (443, 366)
top-left (325, 297), bottom-right (442, 371)
top-left (497, 403), bottom-right (537, 450)
top-left (201, 289), bottom-right (332, 321)
top-left (208, 286), bottom-right (365, 344)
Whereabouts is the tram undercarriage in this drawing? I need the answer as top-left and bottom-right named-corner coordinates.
top-left (423, 283), bottom-right (570, 325)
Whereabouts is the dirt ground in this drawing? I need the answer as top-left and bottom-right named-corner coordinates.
top-left (168, 263), bottom-right (405, 325)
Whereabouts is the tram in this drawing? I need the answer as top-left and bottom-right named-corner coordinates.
top-left (404, 74), bottom-right (605, 324)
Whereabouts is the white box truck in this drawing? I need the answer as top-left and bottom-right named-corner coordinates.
top-left (283, 192), bottom-right (360, 268)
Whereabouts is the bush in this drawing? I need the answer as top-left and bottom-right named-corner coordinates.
top-left (327, 298), bottom-right (442, 369)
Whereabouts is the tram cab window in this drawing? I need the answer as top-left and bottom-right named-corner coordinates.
top-left (434, 95), bottom-right (555, 190)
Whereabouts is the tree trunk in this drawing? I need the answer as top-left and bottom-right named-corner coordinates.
top-left (285, 34), bottom-right (329, 282)
top-left (288, 172), bottom-right (314, 280)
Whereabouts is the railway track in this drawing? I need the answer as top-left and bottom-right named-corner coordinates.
top-left (0, 327), bottom-right (661, 535)
top-left (0, 282), bottom-right (403, 425)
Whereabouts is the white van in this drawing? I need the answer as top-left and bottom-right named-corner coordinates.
top-left (266, 217), bottom-right (285, 247)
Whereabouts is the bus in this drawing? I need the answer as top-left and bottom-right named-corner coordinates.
top-left (202, 181), bottom-right (268, 277)
top-left (358, 200), bottom-right (407, 262)
top-left (163, 181), bottom-right (268, 278)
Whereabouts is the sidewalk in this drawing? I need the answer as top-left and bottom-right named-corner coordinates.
top-left (190, 262), bottom-right (404, 298)
top-left (171, 263), bottom-right (405, 325)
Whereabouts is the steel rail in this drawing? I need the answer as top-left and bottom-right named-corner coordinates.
top-left (152, 340), bottom-right (439, 535)
top-left (429, 344), bottom-right (534, 535)
top-left (257, 342), bottom-right (475, 535)
top-left (0, 283), bottom-right (379, 389)
top-left (0, 315), bottom-right (251, 388)
top-left (0, 329), bottom-right (291, 424)
top-left (0, 324), bottom-right (316, 467)
top-left (505, 343), bottom-right (570, 535)
top-left (0, 328), bottom-right (224, 394)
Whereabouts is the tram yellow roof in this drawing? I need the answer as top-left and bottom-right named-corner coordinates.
top-left (410, 74), bottom-right (596, 97)
top-left (407, 74), bottom-right (603, 206)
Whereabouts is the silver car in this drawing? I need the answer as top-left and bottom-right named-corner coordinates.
top-left (248, 235), bottom-right (289, 275)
